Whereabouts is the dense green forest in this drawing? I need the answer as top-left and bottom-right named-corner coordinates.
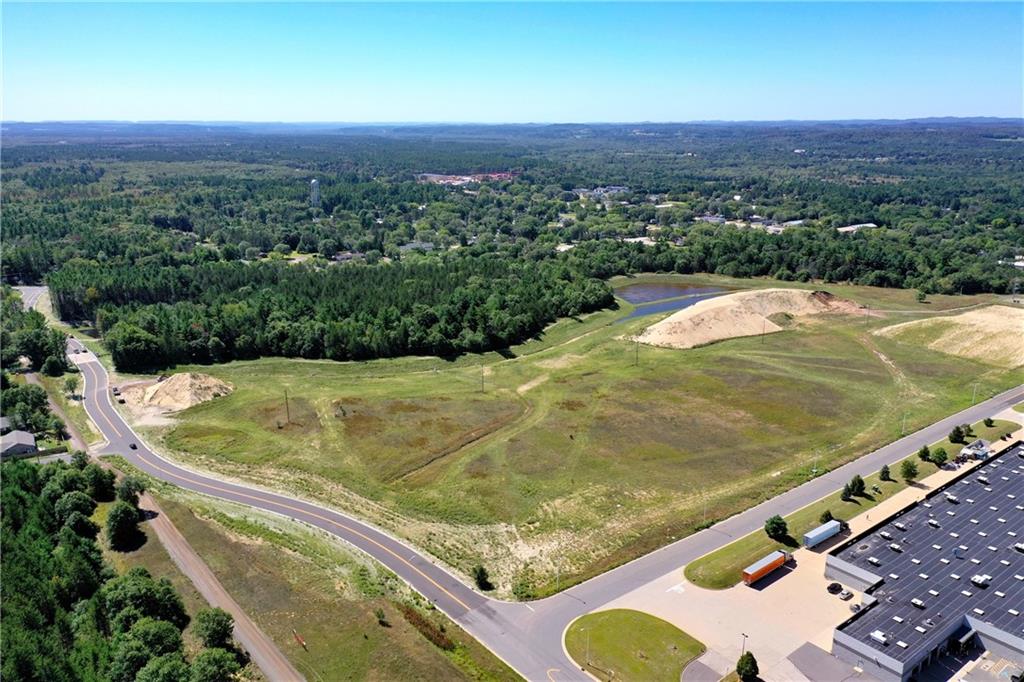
top-left (1, 287), bottom-right (71, 440)
top-left (48, 250), bottom-right (613, 369)
top-left (1, 457), bottom-right (242, 682)
top-left (3, 121), bottom-right (1022, 369)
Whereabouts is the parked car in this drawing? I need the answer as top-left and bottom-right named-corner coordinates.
top-left (827, 582), bottom-right (843, 594)
top-left (839, 589), bottom-right (853, 600)
top-left (128, 443), bottom-right (138, 450)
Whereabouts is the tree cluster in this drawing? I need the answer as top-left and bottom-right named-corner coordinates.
top-left (1, 458), bottom-right (240, 682)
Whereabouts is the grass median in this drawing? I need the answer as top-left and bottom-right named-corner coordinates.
top-left (564, 609), bottom-right (704, 682)
top-left (684, 418), bottom-right (1019, 590)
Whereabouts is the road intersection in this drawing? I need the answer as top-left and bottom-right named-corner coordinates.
top-left (46, 293), bottom-right (1024, 680)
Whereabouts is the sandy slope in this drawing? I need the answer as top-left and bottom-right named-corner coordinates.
top-left (123, 372), bottom-right (233, 413)
top-left (873, 305), bottom-right (1024, 368)
top-left (636, 288), bottom-right (863, 349)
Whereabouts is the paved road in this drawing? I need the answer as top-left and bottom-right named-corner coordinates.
top-left (43, 289), bottom-right (1024, 680)
top-left (14, 289), bottom-right (304, 681)
top-left (17, 285), bottom-right (47, 311)
top-left (65, 332), bottom-right (1024, 680)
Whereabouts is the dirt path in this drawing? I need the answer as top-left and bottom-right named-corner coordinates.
top-left (25, 373), bottom-right (91, 452)
top-left (28, 367), bottom-right (302, 681)
top-left (516, 374), bottom-right (549, 394)
top-left (856, 334), bottom-right (928, 401)
top-left (141, 491), bottom-right (305, 681)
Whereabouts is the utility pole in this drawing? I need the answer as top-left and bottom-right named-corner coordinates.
top-left (634, 338), bottom-right (639, 366)
top-left (587, 630), bottom-right (591, 665)
top-left (284, 388), bottom-right (291, 424)
top-left (480, 365), bottom-right (485, 393)
top-left (901, 412), bottom-right (907, 436)
top-left (972, 382), bottom-right (978, 405)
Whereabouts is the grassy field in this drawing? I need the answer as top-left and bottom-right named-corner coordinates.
top-left (36, 373), bottom-right (101, 446)
top-left (103, 458), bottom-right (519, 682)
top-left (564, 609), bottom-right (705, 682)
top-left (684, 418), bottom-right (1020, 589)
top-left (119, 274), bottom-right (1024, 597)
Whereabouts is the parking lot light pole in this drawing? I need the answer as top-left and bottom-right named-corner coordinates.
top-left (741, 632), bottom-right (748, 655)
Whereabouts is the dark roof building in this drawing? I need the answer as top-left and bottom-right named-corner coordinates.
top-left (1, 430), bottom-right (37, 458)
top-left (825, 441), bottom-right (1024, 681)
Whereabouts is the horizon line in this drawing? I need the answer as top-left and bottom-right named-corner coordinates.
top-left (4, 116), bottom-right (1023, 126)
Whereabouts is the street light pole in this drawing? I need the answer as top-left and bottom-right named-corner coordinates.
top-left (741, 633), bottom-right (748, 656)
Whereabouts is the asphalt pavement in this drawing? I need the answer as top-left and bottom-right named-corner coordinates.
top-left (48, 295), bottom-right (1024, 681)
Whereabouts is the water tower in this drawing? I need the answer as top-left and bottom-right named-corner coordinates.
top-left (310, 178), bottom-right (320, 208)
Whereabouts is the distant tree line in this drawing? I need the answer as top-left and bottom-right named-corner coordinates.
top-left (48, 249), bottom-right (613, 370)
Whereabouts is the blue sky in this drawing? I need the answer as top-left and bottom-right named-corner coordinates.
top-left (3, 2), bottom-right (1021, 122)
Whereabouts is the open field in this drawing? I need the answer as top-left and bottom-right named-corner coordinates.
top-left (104, 458), bottom-right (519, 682)
top-left (120, 275), bottom-right (1024, 596)
top-left (683, 418), bottom-right (1020, 589)
top-left (36, 373), bottom-right (102, 446)
top-left (564, 609), bottom-right (705, 682)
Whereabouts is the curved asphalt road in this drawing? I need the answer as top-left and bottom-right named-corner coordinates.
top-left (62, 323), bottom-right (1024, 680)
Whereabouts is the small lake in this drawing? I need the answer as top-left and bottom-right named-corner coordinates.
top-left (615, 282), bottom-right (725, 304)
top-left (613, 282), bottom-right (728, 322)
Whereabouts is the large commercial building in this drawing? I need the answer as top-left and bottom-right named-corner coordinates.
top-left (825, 441), bottom-right (1024, 681)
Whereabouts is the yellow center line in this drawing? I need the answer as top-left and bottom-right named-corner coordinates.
top-left (85, 365), bottom-right (123, 437)
top-left (136, 452), bottom-right (472, 611)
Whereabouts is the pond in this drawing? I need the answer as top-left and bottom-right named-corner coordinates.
top-left (613, 282), bottom-right (729, 322)
top-left (615, 282), bottom-right (725, 304)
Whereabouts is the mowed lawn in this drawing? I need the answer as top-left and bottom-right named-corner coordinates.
top-left (155, 278), bottom-right (1024, 595)
top-left (565, 609), bottom-right (705, 682)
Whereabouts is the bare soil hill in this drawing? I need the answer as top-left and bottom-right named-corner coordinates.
top-left (123, 372), bottom-right (233, 414)
top-left (636, 288), bottom-right (864, 349)
top-left (873, 305), bottom-right (1024, 368)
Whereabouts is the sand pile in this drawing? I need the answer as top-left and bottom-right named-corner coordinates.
top-left (874, 305), bottom-right (1024, 368)
top-left (127, 372), bottom-right (233, 412)
top-left (636, 288), bottom-right (863, 349)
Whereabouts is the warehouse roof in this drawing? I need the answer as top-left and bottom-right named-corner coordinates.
top-left (834, 441), bottom-right (1024, 663)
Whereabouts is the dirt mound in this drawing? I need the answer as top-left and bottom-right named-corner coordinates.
top-left (129, 373), bottom-right (233, 412)
top-left (874, 305), bottom-right (1024, 368)
top-left (636, 288), bottom-right (863, 349)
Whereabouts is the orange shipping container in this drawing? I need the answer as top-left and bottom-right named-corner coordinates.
top-left (742, 550), bottom-right (788, 586)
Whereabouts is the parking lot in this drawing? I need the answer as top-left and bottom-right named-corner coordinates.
top-left (602, 430), bottom-right (1024, 681)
